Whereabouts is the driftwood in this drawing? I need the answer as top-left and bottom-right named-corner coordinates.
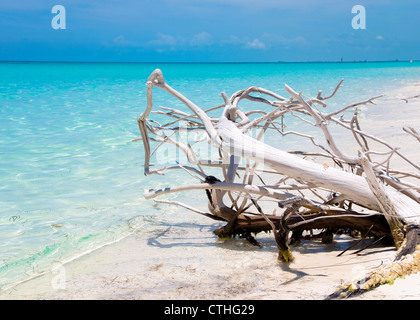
top-left (137, 69), bottom-right (420, 297)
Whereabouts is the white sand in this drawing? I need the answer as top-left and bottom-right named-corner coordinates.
top-left (1, 82), bottom-right (419, 300)
top-left (0, 219), bottom-right (400, 300)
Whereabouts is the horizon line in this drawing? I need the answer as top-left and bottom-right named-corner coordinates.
top-left (0, 59), bottom-right (417, 64)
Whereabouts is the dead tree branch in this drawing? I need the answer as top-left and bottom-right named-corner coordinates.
top-left (137, 69), bottom-right (420, 296)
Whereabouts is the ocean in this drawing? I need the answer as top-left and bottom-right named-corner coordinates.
top-left (1, 61), bottom-right (419, 290)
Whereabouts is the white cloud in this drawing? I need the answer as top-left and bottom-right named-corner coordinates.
top-left (189, 32), bottom-right (214, 46)
top-left (111, 32), bottom-right (214, 52)
top-left (221, 35), bottom-right (243, 45)
top-left (245, 39), bottom-right (266, 49)
top-left (261, 33), bottom-right (308, 46)
top-left (113, 35), bottom-right (141, 47)
top-left (148, 33), bottom-right (182, 47)
top-left (112, 31), bottom-right (307, 52)
top-left (221, 33), bottom-right (307, 49)
top-left (376, 35), bottom-right (384, 40)
top-left (146, 32), bottom-right (214, 50)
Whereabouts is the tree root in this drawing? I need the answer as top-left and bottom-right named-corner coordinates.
top-left (327, 246), bottom-right (420, 299)
top-left (213, 208), bottom-right (391, 263)
top-left (327, 225), bottom-right (420, 299)
top-left (278, 247), bottom-right (295, 263)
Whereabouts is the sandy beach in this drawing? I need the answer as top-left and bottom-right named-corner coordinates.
top-left (1, 216), bottom-right (419, 300)
top-left (0, 218), bottom-right (402, 300)
top-left (1, 82), bottom-right (420, 301)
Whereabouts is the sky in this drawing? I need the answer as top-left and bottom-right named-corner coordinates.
top-left (0, 0), bottom-right (419, 62)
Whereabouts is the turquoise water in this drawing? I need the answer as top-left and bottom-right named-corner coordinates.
top-left (0, 61), bottom-right (419, 289)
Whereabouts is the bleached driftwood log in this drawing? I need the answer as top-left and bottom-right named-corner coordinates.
top-left (137, 69), bottom-right (420, 297)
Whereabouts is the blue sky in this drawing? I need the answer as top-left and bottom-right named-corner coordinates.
top-left (1, 0), bottom-right (419, 62)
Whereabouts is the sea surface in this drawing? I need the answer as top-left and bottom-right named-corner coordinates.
top-left (0, 61), bottom-right (419, 289)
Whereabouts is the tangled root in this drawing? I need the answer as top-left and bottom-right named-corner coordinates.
top-left (328, 245), bottom-right (420, 299)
